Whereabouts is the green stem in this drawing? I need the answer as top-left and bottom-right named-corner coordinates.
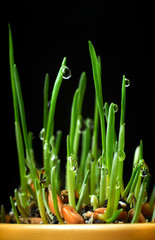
top-left (76, 170), bottom-right (90, 212)
top-left (43, 73), bottom-right (49, 135)
top-left (46, 57), bottom-right (67, 143)
top-left (13, 64), bottom-right (29, 150)
top-left (120, 75), bottom-right (126, 126)
top-left (122, 165), bottom-right (139, 199)
top-left (99, 166), bottom-right (106, 206)
top-left (14, 189), bottom-right (28, 217)
top-left (42, 185), bottom-right (54, 221)
top-left (106, 103), bottom-right (115, 183)
top-left (105, 209), bottom-right (123, 223)
top-left (69, 89), bottom-right (80, 153)
top-left (90, 97), bottom-right (99, 195)
top-left (10, 196), bottom-right (20, 224)
top-left (15, 122), bottom-right (27, 204)
top-left (88, 40), bottom-right (106, 152)
top-left (8, 24), bottom-right (19, 123)
top-left (131, 180), bottom-right (146, 223)
top-left (35, 181), bottom-right (48, 224)
top-left (51, 167), bottom-right (64, 224)
top-left (102, 152), bottom-right (119, 220)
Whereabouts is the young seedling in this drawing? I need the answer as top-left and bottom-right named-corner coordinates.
top-left (6, 26), bottom-right (154, 225)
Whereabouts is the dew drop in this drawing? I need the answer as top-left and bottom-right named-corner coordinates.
top-left (113, 104), bottom-right (119, 113)
top-left (69, 156), bottom-right (78, 172)
top-left (116, 180), bottom-right (120, 190)
top-left (118, 149), bottom-right (126, 161)
top-left (140, 162), bottom-right (149, 177)
top-left (78, 118), bottom-right (87, 134)
top-left (61, 66), bottom-right (72, 79)
top-left (89, 153), bottom-right (95, 163)
top-left (125, 78), bottom-right (130, 87)
top-left (97, 156), bottom-right (102, 169)
top-left (39, 128), bottom-right (45, 141)
top-left (86, 119), bottom-right (94, 130)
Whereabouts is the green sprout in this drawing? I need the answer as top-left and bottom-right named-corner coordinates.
top-left (5, 26), bottom-right (154, 225)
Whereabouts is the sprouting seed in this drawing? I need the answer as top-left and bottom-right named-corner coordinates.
top-left (61, 66), bottom-right (72, 79)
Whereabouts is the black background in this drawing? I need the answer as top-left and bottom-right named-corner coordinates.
top-left (1, 2), bottom-right (154, 211)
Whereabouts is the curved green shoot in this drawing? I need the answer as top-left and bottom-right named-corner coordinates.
top-left (131, 180), bottom-right (146, 223)
top-left (13, 64), bottom-right (29, 150)
top-left (14, 122), bottom-right (27, 203)
top-left (120, 75), bottom-right (126, 126)
top-left (10, 196), bottom-right (20, 224)
top-left (42, 185), bottom-right (54, 221)
top-left (76, 170), bottom-right (90, 212)
top-left (8, 24), bottom-right (19, 123)
top-left (106, 103), bottom-right (115, 183)
top-left (122, 164), bottom-right (139, 199)
top-left (67, 144), bottom-right (76, 208)
top-left (69, 89), bottom-right (80, 153)
top-left (46, 57), bottom-right (67, 143)
top-left (35, 180), bottom-right (48, 224)
top-left (43, 73), bottom-right (49, 136)
top-left (14, 189), bottom-right (28, 217)
top-left (88, 40), bottom-right (106, 152)
top-left (101, 152), bottom-right (119, 220)
top-left (105, 209), bottom-right (123, 223)
top-left (77, 71), bottom-right (87, 117)
top-left (51, 167), bottom-right (64, 224)
top-left (90, 97), bottom-right (99, 195)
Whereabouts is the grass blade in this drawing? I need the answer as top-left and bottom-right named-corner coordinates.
top-left (46, 57), bottom-right (67, 143)
top-left (15, 122), bottom-right (27, 204)
top-left (51, 167), bottom-right (64, 224)
top-left (106, 103), bottom-right (115, 179)
top-left (14, 64), bottom-right (29, 150)
top-left (43, 73), bottom-right (49, 135)
top-left (88, 40), bottom-right (106, 152)
top-left (8, 24), bottom-right (19, 123)
top-left (69, 89), bottom-right (80, 153)
top-left (120, 75), bottom-right (126, 126)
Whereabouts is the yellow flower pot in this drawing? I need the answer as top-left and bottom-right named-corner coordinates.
top-left (0, 223), bottom-right (155, 240)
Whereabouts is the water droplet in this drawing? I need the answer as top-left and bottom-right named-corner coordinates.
top-left (113, 104), bottom-right (119, 113)
top-left (118, 149), bottom-right (126, 161)
top-left (116, 180), bottom-right (120, 190)
top-left (61, 66), bottom-right (71, 79)
top-left (48, 100), bottom-right (51, 108)
top-left (86, 119), bottom-right (94, 130)
top-left (97, 157), bottom-right (108, 174)
top-left (78, 118), bottom-right (87, 134)
top-left (125, 78), bottom-right (130, 87)
top-left (97, 156), bottom-right (102, 169)
top-left (143, 191), bottom-right (148, 203)
top-left (89, 153), bottom-right (95, 163)
top-left (69, 156), bottom-right (78, 172)
top-left (133, 163), bottom-right (138, 169)
top-left (39, 128), bottom-right (45, 141)
top-left (140, 162), bottom-right (149, 177)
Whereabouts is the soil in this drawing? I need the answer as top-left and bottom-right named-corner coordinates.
top-left (7, 197), bottom-right (154, 224)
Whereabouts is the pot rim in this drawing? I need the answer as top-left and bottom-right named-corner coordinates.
top-left (1, 223), bottom-right (155, 240)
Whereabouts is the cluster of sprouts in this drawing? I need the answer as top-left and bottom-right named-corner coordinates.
top-left (2, 25), bottom-right (154, 224)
